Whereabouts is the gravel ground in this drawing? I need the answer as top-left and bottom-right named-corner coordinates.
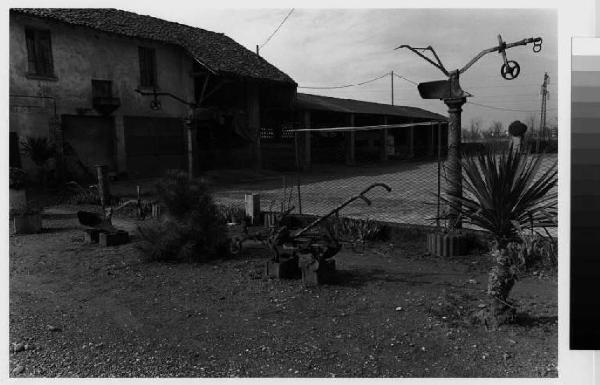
top-left (9, 209), bottom-right (557, 377)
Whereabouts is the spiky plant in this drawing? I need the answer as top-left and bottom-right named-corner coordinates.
top-left (21, 136), bottom-right (55, 168)
top-left (441, 147), bottom-right (557, 328)
top-left (20, 136), bottom-right (56, 187)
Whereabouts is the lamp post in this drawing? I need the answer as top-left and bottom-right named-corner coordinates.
top-left (397, 35), bottom-right (543, 229)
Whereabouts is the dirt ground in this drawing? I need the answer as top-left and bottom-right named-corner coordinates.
top-left (9, 207), bottom-right (557, 377)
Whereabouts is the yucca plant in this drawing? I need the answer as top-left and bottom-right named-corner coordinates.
top-left (21, 136), bottom-right (56, 187)
top-left (441, 147), bottom-right (557, 328)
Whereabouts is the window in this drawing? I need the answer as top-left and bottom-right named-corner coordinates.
top-left (138, 47), bottom-right (157, 88)
top-left (92, 79), bottom-right (113, 98)
top-left (25, 28), bottom-right (54, 77)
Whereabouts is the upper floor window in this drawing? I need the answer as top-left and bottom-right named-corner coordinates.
top-left (138, 46), bottom-right (157, 88)
top-left (25, 28), bottom-right (54, 77)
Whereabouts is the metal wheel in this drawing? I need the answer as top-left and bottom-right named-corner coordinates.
top-left (501, 61), bottom-right (521, 80)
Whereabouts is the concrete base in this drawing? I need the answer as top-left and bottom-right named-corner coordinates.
top-left (12, 214), bottom-right (42, 234)
top-left (427, 232), bottom-right (467, 257)
top-left (85, 229), bottom-right (130, 247)
top-left (265, 255), bottom-right (300, 279)
top-left (299, 255), bottom-right (336, 287)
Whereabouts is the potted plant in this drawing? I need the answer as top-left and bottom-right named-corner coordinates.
top-left (441, 146), bottom-right (557, 329)
top-left (9, 167), bottom-right (28, 212)
top-left (11, 201), bottom-right (43, 234)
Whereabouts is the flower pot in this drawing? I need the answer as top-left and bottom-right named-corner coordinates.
top-left (265, 254), bottom-right (301, 279)
top-left (13, 213), bottom-right (42, 234)
top-left (299, 253), bottom-right (336, 286)
top-left (427, 232), bottom-right (467, 257)
top-left (9, 189), bottom-right (27, 212)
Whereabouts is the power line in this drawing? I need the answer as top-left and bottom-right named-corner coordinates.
top-left (467, 101), bottom-right (557, 113)
top-left (259, 9), bottom-right (294, 50)
top-left (393, 72), bottom-right (418, 85)
top-left (298, 72), bottom-right (390, 90)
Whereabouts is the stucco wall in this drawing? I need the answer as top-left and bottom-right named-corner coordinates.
top-left (9, 14), bottom-right (196, 174)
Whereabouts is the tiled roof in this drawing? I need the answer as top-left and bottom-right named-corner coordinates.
top-left (11, 8), bottom-right (296, 84)
top-left (297, 93), bottom-right (448, 121)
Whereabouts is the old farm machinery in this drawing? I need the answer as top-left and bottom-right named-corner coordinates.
top-left (230, 183), bottom-right (392, 286)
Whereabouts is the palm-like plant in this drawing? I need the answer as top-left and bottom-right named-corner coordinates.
top-left (21, 136), bottom-right (56, 187)
top-left (441, 147), bottom-right (557, 328)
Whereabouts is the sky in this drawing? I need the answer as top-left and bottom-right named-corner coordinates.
top-left (123, 7), bottom-right (558, 132)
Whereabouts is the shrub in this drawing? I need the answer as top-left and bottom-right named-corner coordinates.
top-left (326, 216), bottom-right (384, 245)
top-left (137, 170), bottom-right (227, 262)
top-left (216, 203), bottom-right (247, 224)
top-left (9, 167), bottom-right (27, 189)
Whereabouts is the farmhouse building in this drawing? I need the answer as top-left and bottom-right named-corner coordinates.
top-left (10, 8), bottom-right (448, 179)
top-left (9, 8), bottom-right (296, 179)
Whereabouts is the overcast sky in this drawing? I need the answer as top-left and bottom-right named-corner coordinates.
top-left (124, 7), bottom-right (557, 132)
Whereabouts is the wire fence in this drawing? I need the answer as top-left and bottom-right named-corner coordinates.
top-left (211, 137), bottom-right (558, 232)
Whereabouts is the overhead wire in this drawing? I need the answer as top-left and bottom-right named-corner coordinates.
top-left (298, 72), bottom-right (390, 89)
top-left (259, 8), bottom-right (294, 50)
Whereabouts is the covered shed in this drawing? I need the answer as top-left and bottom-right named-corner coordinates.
top-left (293, 93), bottom-right (448, 168)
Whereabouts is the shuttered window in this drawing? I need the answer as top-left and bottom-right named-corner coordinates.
top-left (25, 28), bottom-right (54, 77)
top-left (138, 47), bottom-right (157, 88)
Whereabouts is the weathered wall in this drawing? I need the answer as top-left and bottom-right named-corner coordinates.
top-left (9, 13), bottom-right (195, 174)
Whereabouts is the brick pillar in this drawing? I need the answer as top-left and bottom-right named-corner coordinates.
top-left (303, 110), bottom-right (311, 170)
top-left (380, 116), bottom-right (388, 162)
top-left (346, 113), bottom-right (356, 165)
top-left (408, 123), bottom-right (415, 158)
top-left (429, 123), bottom-right (435, 157)
top-left (246, 82), bottom-right (261, 170)
top-left (114, 115), bottom-right (127, 175)
top-left (49, 116), bottom-right (63, 180)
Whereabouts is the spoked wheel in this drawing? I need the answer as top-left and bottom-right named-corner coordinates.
top-left (501, 61), bottom-right (521, 80)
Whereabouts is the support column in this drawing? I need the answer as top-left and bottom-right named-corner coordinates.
top-left (303, 110), bottom-right (311, 170)
top-left (49, 116), bottom-right (63, 181)
top-left (444, 97), bottom-right (466, 229)
top-left (346, 113), bottom-right (356, 166)
top-left (114, 115), bottom-right (127, 175)
top-left (408, 123), bottom-right (415, 158)
top-left (429, 123), bottom-right (435, 157)
top-left (186, 117), bottom-right (194, 180)
top-left (246, 81), bottom-right (261, 170)
top-left (380, 116), bottom-right (389, 162)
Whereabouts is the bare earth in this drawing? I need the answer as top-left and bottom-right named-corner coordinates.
top-left (9, 208), bottom-right (557, 377)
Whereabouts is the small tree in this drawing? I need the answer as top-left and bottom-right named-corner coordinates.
top-left (442, 147), bottom-right (557, 329)
top-left (137, 170), bottom-right (227, 262)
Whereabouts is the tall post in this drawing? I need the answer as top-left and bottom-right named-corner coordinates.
top-left (303, 110), bottom-right (311, 171)
top-left (391, 71), bottom-right (394, 105)
top-left (246, 81), bottom-right (261, 170)
top-left (346, 113), bottom-right (356, 165)
top-left (380, 116), bottom-right (389, 162)
top-left (96, 165), bottom-right (110, 216)
top-left (408, 123), bottom-right (415, 158)
top-left (49, 116), bottom-right (63, 181)
top-left (186, 119), bottom-right (194, 180)
top-left (444, 93), bottom-right (466, 230)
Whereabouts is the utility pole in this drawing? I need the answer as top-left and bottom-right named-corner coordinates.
top-left (539, 72), bottom-right (549, 147)
top-left (397, 35), bottom-right (543, 229)
top-left (391, 70), bottom-right (394, 105)
top-left (256, 45), bottom-right (260, 56)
